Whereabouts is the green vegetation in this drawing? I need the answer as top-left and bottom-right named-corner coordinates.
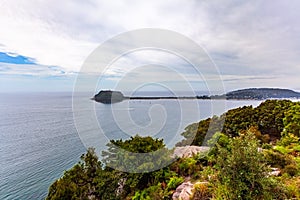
top-left (224, 88), bottom-right (300, 100)
top-left (213, 133), bottom-right (287, 199)
top-left (102, 135), bottom-right (172, 172)
top-left (47, 136), bottom-right (175, 200)
top-left (179, 100), bottom-right (294, 146)
top-left (47, 100), bottom-right (300, 199)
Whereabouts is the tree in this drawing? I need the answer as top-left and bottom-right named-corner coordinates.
top-left (102, 135), bottom-right (172, 173)
top-left (47, 148), bottom-right (102, 200)
top-left (283, 103), bottom-right (300, 137)
top-left (255, 100), bottom-right (292, 138)
top-left (222, 105), bottom-right (256, 136)
top-left (101, 135), bottom-right (173, 197)
top-left (214, 132), bottom-right (287, 199)
top-left (177, 118), bottom-right (211, 147)
top-left (177, 116), bottom-right (223, 147)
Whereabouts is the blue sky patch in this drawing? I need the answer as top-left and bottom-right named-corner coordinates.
top-left (0, 52), bottom-right (36, 64)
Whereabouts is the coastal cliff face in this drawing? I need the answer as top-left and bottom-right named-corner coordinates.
top-left (93, 90), bottom-right (124, 104)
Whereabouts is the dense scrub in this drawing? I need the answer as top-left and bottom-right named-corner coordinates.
top-left (178, 100), bottom-right (297, 146)
top-left (47, 100), bottom-right (300, 199)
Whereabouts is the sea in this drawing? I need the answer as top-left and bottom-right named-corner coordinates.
top-left (0, 92), bottom-right (262, 199)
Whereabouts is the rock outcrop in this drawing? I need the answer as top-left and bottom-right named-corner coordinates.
top-left (173, 146), bottom-right (210, 158)
top-left (172, 181), bottom-right (209, 200)
top-left (93, 90), bottom-right (125, 104)
top-left (172, 181), bottom-right (194, 200)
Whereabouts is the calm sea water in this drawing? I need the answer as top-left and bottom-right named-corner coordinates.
top-left (0, 92), bottom-right (262, 199)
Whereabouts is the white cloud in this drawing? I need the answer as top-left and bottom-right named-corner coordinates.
top-left (0, 0), bottom-right (210, 71)
top-left (1, 0), bottom-right (300, 91)
top-left (0, 63), bottom-right (73, 76)
top-left (0, 0), bottom-right (97, 72)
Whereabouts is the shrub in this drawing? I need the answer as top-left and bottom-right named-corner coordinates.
top-left (284, 177), bottom-right (300, 199)
top-left (274, 145), bottom-right (292, 154)
top-left (262, 143), bottom-right (272, 150)
top-left (166, 176), bottom-right (184, 190)
top-left (277, 133), bottom-right (299, 146)
top-left (264, 149), bottom-right (293, 168)
top-left (213, 133), bottom-right (287, 199)
top-left (282, 164), bottom-right (299, 177)
top-left (192, 182), bottom-right (211, 200)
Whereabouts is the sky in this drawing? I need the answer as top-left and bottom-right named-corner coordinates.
top-left (0, 0), bottom-right (300, 93)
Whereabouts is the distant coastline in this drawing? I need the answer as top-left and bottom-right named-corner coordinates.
top-left (92, 88), bottom-right (300, 104)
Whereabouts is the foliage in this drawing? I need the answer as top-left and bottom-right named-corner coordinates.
top-left (205, 132), bottom-right (231, 165)
top-left (176, 118), bottom-right (211, 147)
top-left (47, 100), bottom-right (300, 200)
top-left (192, 182), bottom-right (212, 200)
top-left (102, 135), bottom-right (172, 173)
top-left (198, 166), bottom-right (216, 182)
top-left (107, 135), bottom-right (165, 153)
top-left (277, 133), bottom-right (299, 146)
top-left (131, 175), bottom-right (184, 200)
top-left (255, 100), bottom-right (291, 138)
top-left (213, 133), bottom-right (287, 199)
top-left (273, 145), bottom-right (292, 154)
top-left (166, 176), bottom-right (184, 190)
top-left (47, 137), bottom-right (174, 199)
top-left (240, 125), bottom-right (270, 143)
top-left (130, 172), bottom-right (185, 200)
top-left (264, 149), bottom-right (294, 168)
top-left (47, 148), bottom-right (102, 200)
top-left (265, 133), bottom-right (300, 177)
top-left (178, 100), bottom-right (297, 146)
top-left (283, 103), bottom-right (300, 136)
top-left (222, 105), bottom-right (256, 136)
top-left (176, 116), bottom-right (223, 147)
top-left (282, 164), bottom-right (299, 177)
top-left (284, 176), bottom-right (300, 198)
top-left (132, 184), bottom-right (166, 200)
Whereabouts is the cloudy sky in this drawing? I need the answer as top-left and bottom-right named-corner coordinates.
top-left (0, 0), bottom-right (300, 93)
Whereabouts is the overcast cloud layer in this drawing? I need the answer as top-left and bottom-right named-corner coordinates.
top-left (0, 0), bottom-right (300, 92)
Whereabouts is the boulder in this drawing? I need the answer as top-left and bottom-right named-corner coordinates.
top-left (173, 146), bottom-right (210, 158)
top-left (172, 181), bottom-right (194, 200)
top-left (172, 181), bottom-right (209, 200)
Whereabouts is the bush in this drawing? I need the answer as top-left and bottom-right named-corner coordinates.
top-left (213, 133), bottom-right (287, 199)
top-left (274, 145), bottom-right (292, 154)
top-left (166, 176), bottom-right (184, 190)
top-left (277, 133), bottom-right (299, 146)
top-left (284, 177), bottom-right (300, 199)
top-left (282, 164), bottom-right (299, 177)
top-left (264, 149), bottom-right (293, 168)
top-left (192, 182), bottom-right (211, 200)
top-left (283, 103), bottom-right (300, 137)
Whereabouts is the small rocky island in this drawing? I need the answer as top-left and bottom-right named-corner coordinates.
top-left (92, 90), bottom-right (197, 104)
top-left (92, 90), bottom-right (126, 104)
top-left (92, 88), bottom-right (300, 104)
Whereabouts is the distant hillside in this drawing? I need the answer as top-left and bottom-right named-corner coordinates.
top-left (224, 88), bottom-right (300, 100)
